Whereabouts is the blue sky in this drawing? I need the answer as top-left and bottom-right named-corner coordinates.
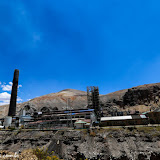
top-left (0, 0), bottom-right (160, 104)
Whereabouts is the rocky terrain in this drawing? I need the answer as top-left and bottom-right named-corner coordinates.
top-left (101, 83), bottom-right (160, 114)
top-left (1, 126), bottom-right (160, 159)
top-left (1, 82), bottom-right (160, 117)
top-left (0, 83), bottom-right (160, 159)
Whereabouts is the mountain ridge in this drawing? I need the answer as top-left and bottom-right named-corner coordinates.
top-left (1, 83), bottom-right (160, 117)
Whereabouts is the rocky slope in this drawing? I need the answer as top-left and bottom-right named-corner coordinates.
top-left (1, 126), bottom-right (160, 159)
top-left (0, 89), bottom-right (88, 118)
top-left (1, 83), bottom-right (160, 117)
top-left (20, 89), bottom-right (88, 112)
top-left (101, 83), bottom-right (160, 114)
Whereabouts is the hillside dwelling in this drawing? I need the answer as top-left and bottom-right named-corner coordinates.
top-left (74, 120), bottom-right (87, 129)
top-left (100, 115), bottom-right (148, 127)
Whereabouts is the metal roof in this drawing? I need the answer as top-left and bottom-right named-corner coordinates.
top-left (75, 120), bottom-right (86, 124)
top-left (142, 111), bottom-right (150, 114)
top-left (101, 115), bottom-right (147, 121)
top-left (140, 115), bottom-right (147, 118)
top-left (64, 109), bottom-right (94, 113)
top-left (131, 115), bottom-right (141, 119)
top-left (101, 116), bottom-right (132, 121)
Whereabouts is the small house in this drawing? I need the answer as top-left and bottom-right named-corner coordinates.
top-left (74, 120), bottom-right (86, 129)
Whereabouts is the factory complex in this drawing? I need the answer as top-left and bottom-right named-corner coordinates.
top-left (1, 69), bottom-right (160, 130)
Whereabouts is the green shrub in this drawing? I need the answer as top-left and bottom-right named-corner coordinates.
top-left (8, 126), bottom-right (15, 131)
top-left (20, 125), bottom-right (24, 129)
top-left (33, 147), bottom-right (59, 160)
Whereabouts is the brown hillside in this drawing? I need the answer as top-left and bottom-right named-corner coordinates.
top-left (1, 83), bottom-right (160, 118)
top-left (0, 89), bottom-right (88, 118)
top-left (101, 82), bottom-right (160, 114)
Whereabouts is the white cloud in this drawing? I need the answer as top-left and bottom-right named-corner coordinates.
top-left (0, 92), bottom-right (10, 106)
top-left (0, 81), bottom-right (23, 106)
top-left (1, 82), bottom-right (22, 91)
top-left (2, 100), bottom-right (10, 103)
top-left (0, 92), bottom-right (23, 106)
top-left (0, 99), bottom-right (10, 106)
top-left (1, 84), bottom-right (12, 91)
top-left (0, 102), bottom-right (9, 106)
top-left (18, 84), bottom-right (22, 88)
top-left (17, 97), bottom-right (23, 102)
top-left (0, 92), bottom-right (11, 101)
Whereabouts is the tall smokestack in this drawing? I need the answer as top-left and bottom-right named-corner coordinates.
top-left (8, 69), bottom-right (19, 116)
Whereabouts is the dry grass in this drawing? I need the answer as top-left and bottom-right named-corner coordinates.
top-left (0, 149), bottom-right (37, 160)
top-left (90, 131), bottom-right (96, 137)
top-left (134, 126), bottom-right (160, 133)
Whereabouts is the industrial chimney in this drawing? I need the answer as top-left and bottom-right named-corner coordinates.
top-left (8, 69), bottom-right (19, 116)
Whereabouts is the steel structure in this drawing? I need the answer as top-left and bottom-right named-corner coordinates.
top-left (87, 86), bottom-right (101, 121)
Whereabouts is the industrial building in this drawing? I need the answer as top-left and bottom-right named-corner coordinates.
top-left (1, 69), bottom-right (100, 129)
top-left (19, 108), bottom-right (94, 129)
top-left (100, 115), bottom-right (148, 126)
top-left (2, 69), bottom-right (160, 130)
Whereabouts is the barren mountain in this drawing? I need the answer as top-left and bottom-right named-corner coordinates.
top-left (23, 89), bottom-right (88, 111)
top-left (0, 89), bottom-right (88, 118)
top-left (1, 83), bottom-right (160, 118)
